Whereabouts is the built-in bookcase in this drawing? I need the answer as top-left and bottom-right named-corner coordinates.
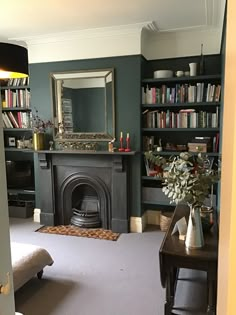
top-left (0, 78), bottom-right (35, 217)
top-left (141, 59), bottom-right (222, 212)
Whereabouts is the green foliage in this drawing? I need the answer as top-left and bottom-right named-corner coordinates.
top-left (144, 151), bottom-right (167, 167)
top-left (162, 152), bottom-right (219, 207)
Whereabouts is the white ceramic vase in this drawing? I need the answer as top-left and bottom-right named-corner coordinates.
top-left (185, 204), bottom-right (204, 249)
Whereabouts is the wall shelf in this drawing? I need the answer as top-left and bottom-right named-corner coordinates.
top-left (142, 128), bottom-right (220, 132)
top-left (3, 128), bottom-right (32, 131)
top-left (2, 107), bottom-right (31, 111)
top-left (141, 151), bottom-right (220, 157)
top-left (0, 85), bottom-right (30, 90)
top-left (5, 148), bottom-right (33, 152)
top-left (142, 176), bottom-right (162, 181)
top-left (142, 74), bottom-right (221, 85)
top-left (142, 102), bottom-right (220, 109)
top-left (7, 189), bottom-right (35, 195)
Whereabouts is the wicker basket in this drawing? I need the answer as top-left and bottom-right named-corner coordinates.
top-left (160, 212), bottom-right (173, 232)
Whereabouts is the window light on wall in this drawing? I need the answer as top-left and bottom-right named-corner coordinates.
top-left (0, 42), bottom-right (28, 78)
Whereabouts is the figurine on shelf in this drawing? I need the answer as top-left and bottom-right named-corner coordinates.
top-left (119, 131), bottom-right (125, 152)
top-left (108, 138), bottom-right (116, 152)
top-left (49, 140), bottom-right (54, 151)
top-left (125, 133), bottom-right (131, 152)
top-left (156, 138), bottom-right (162, 152)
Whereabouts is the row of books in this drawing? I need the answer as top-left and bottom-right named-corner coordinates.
top-left (2, 89), bottom-right (31, 108)
top-left (142, 134), bottom-right (220, 153)
top-left (2, 111), bottom-right (32, 129)
top-left (142, 83), bottom-right (221, 104)
top-left (143, 108), bottom-right (220, 129)
top-left (6, 77), bottom-right (29, 87)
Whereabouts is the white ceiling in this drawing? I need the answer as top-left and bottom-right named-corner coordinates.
top-left (0, 0), bottom-right (225, 41)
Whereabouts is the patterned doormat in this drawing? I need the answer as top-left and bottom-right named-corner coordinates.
top-left (36, 225), bottom-right (120, 241)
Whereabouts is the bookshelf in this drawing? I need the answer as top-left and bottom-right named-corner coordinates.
top-left (0, 78), bottom-right (35, 216)
top-left (0, 79), bottom-right (33, 149)
top-left (141, 72), bottom-right (222, 210)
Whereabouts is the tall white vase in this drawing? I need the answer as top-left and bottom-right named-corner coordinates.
top-left (185, 205), bottom-right (204, 249)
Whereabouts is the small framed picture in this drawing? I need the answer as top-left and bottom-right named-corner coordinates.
top-left (7, 136), bottom-right (16, 147)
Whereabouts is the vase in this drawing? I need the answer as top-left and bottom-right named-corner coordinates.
top-left (185, 204), bottom-right (204, 249)
top-left (33, 132), bottom-right (45, 150)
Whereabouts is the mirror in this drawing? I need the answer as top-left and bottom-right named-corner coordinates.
top-left (50, 68), bottom-right (115, 143)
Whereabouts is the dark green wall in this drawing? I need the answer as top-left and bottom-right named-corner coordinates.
top-left (30, 55), bottom-right (142, 217)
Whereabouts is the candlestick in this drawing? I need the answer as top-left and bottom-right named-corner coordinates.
top-left (119, 132), bottom-right (125, 152)
top-left (125, 133), bottom-right (131, 152)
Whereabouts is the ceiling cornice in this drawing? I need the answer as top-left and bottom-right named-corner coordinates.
top-left (10, 22), bottom-right (156, 46)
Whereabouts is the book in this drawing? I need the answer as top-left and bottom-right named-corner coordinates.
top-left (8, 112), bottom-right (19, 128)
top-left (214, 85), bottom-right (221, 102)
top-left (2, 113), bottom-right (9, 128)
top-left (17, 112), bottom-right (22, 128)
top-left (3, 112), bottom-right (13, 128)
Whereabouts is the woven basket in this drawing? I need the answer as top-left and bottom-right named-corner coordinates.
top-left (160, 212), bottom-right (173, 232)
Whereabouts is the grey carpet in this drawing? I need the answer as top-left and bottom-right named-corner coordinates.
top-left (10, 218), bottom-right (208, 315)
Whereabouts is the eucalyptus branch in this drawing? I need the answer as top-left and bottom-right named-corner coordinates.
top-left (162, 152), bottom-right (220, 207)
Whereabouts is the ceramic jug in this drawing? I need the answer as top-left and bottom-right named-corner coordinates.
top-left (189, 63), bottom-right (197, 76)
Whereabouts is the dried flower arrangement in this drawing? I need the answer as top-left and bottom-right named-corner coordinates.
top-left (32, 109), bottom-right (53, 133)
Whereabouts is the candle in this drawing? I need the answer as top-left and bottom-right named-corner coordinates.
top-left (127, 133), bottom-right (129, 139)
top-left (120, 131), bottom-right (123, 138)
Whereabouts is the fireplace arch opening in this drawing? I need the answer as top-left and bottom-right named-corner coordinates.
top-left (71, 184), bottom-right (100, 228)
top-left (59, 172), bottom-right (111, 229)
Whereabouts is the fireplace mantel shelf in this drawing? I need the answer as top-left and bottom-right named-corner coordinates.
top-left (36, 150), bottom-right (137, 155)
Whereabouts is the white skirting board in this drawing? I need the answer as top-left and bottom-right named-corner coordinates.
top-left (33, 208), bottom-right (41, 223)
top-left (34, 208), bottom-right (161, 232)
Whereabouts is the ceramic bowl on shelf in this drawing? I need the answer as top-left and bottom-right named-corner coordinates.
top-left (154, 70), bottom-right (173, 79)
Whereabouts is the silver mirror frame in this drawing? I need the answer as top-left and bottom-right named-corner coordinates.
top-left (50, 68), bottom-right (116, 143)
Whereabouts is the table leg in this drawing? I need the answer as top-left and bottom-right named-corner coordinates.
top-left (164, 268), bottom-right (176, 315)
top-left (207, 271), bottom-right (217, 315)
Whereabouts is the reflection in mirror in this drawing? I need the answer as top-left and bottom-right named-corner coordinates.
top-left (50, 69), bottom-right (115, 143)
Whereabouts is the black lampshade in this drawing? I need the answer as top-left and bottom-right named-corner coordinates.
top-left (0, 42), bottom-right (29, 78)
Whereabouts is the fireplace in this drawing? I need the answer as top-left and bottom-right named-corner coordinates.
top-left (37, 151), bottom-right (135, 233)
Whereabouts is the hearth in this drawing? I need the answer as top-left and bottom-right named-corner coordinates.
top-left (37, 151), bottom-right (135, 233)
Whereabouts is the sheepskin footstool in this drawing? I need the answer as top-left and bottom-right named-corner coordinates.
top-left (11, 242), bottom-right (54, 291)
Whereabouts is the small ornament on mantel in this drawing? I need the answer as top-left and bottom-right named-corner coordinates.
top-left (125, 133), bottom-right (131, 152)
top-left (119, 131), bottom-right (125, 152)
top-left (199, 43), bottom-right (205, 75)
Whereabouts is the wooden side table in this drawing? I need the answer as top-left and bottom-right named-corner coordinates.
top-left (159, 204), bottom-right (218, 315)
